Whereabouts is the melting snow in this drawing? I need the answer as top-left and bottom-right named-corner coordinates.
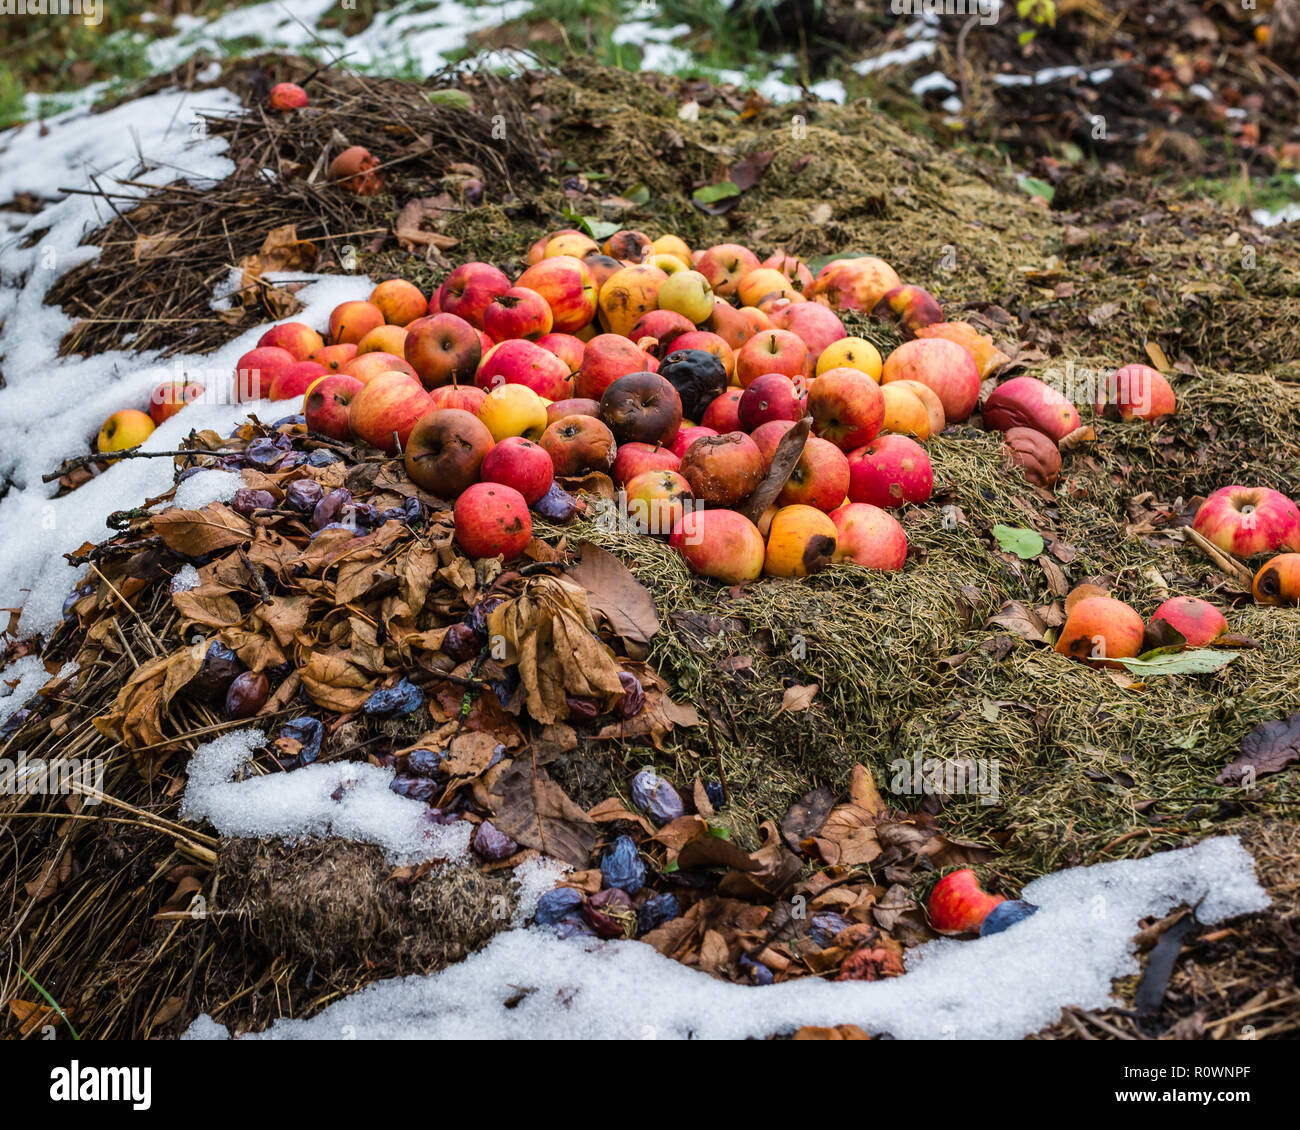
top-left (185, 836), bottom-right (1266, 1040)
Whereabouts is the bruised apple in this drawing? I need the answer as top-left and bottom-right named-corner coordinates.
top-left (441, 262), bottom-right (512, 329)
top-left (807, 256), bottom-right (901, 313)
top-left (1253, 553), bottom-right (1300, 606)
top-left (981, 376), bottom-right (1080, 441)
top-left (1054, 595), bottom-right (1144, 668)
top-left (830, 503), bottom-right (907, 570)
top-left (309, 343), bottom-right (358, 372)
top-left (600, 372), bottom-right (682, 446)
top-left (888, 379), bottom-right (946, 435)
top-left (873, 284), bottom-right (944, 337)
top-left (669, 508), bottom-right (765, 584)
top-left (764, 505), bottom-right (838, 577)
top-left (547, 397), bottom-right (602, 425)
top-left (477, 383), bottom-right (548, 442)
top-left (597, 264), bottom-right (668, 337)
top-left (403, 409), bottom-right (494, 497)
top-left (738, 373), bottom-right (803, 431)
top-left (1003, 426), bottom-right (1061, 489)
top-left (679, 432), bottom-right (764, 506)
top-left (454, 482), bottom-right (532, 560)
top-left (1148, 596), bottom-right (1228, 647)
top-left (539, 414), bottom-right (617, 477)
top-left (483, 286), bottom-right (554, 343)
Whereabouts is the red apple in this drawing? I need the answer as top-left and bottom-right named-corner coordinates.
top-left (309, 343), bottom-right (358, 372)
top-left (539, 415), bottom-right (617, 477)
top-left (536, 332), bottom-right (586, 373)
top-left (769, 302), bottom-right (846, 368)
top-left (697, 244), bottom-right (762, 298)
top-left (148, 380), bottom-right (206, 425)
top-left (480, 435), bottom-right (554, 504)
top-left (1095, 363), bottom-right (1176, 421)
top-left (258, 321), bottom-right (325, 360)
top-left (847, 434), bottom-right (933, 509)
top-left (830, 503), bottom-right (907, 570)
top-left (405, 312), bottom-right (482, 389)
top-left (806, 367), bottom-right (885, 451)
top-left (600, 372), bottom-right (682, 445)
top-left (750, 419), bottom-right (796, 473)
top-left (669, 508), bottom-right (765, 583)
top-left (777, 436), bottom-right (850, 511)
top-left (341, 352), bottom-right (417, 384)
top-left (516, 255), bottom-right (598, 333)
top-left (476, 338), bottom-right (573, 401)
top-left (735, 328), bottom-right (810, 388)
top-left (348, 372), bottom-right (432, 454)
top-left (738, 373), bottom-right (803, 431)
top-left (268, 361), bottom-right (328, 401)
top-left (928, 870), bottom-right (1005, 935)
top-left (881, 337), bottom-right (981, 424)
top-left (269, 82), bottom-right (308, 111)
top-left (440, 262), bottom-right (511, 329)
top-left (574, 333), bottom-right (657, 402)
top-left (612, 442), bottom-right (681, 486)
top-left (873, 284), bottom-right (944, 337)
top-left (233, 345), bottom-right (295, 401)
top-left (679, 431), bottom-right (764, 506)
top-left (669, 425), bottom-right (718, 460)
top-left (483, 286), bottom-right (554, 343)
top-left (304, 374), bottom-right (364, 440)
top-left (454, 482), bottom-right (532, 559)
top-left (1193, 486), bottom-right (1300, 557)
top-left (700, 388), bottom-right (745, 433)
top-left (428, 384), bottom-right (488, 414)
top-left (404, 408), bottom-right (495, 497)
top-left (629, 309), bottom-right (695, 358)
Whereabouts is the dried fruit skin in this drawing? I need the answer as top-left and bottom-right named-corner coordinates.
top-left (363, 678), bottom-right (424, 717)
top-left (631, 769), bottom-right (684, 824)
top-left (231, 488), bottom-right (276, 517)
top-left (637, 891), bottom-right (680, 934)
top-left (584, 887), bottom-right (637, 938)
top-left (600, 835), bottom-right (646, 895)
top-left (536, 887), bottom-right (586, 926)
top-left (472, 820), bottom-right (518, 860)
top-left (225, 671), bottom-right (269, 719)
top-left (616, 671), bottom-right (645, 718)
top-left (979, 899), bottom-right (1039, 936)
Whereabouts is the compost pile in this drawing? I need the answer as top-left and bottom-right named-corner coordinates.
top-left (3, 57), bottom-right (1300, 1041)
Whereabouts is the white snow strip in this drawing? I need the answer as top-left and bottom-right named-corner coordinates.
top-left (186, 836), bottom-right (1266, 1041)
top-left (510, 855), bottom-right (571, 927)
top-left (179, 728), bottom-right (473, 864)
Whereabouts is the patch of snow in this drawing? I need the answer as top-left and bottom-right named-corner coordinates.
top-left (911, 71), bottom-right (957, 96)
top-left (186, 836), bottom-right (1266, 1041)
top-left (510, 855), bottom-right (571, 927)
top-left (171, 470), bottom-right (242, 512)
top-left (168, 564), bottom-right (202, 594)
top-left (852, 39), bottom-right (939, 77)
top-left (0, 656), bottom-right (52, 725)
top-left (179, 728), bottom-right (473, 864)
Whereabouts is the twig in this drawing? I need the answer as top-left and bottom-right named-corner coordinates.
top-left (43, 447), bottom-right (216, 483)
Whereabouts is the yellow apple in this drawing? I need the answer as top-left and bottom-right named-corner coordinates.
top-left (656, 269), bottom-right (715, 325)
top-left (650, 234), bottom-right (693, 266)
top-left (478, 382), bottom-right (548, 442)
top-left (97, 409), bottom-right (156, 458)
top-left (816, 336), bottom-right (883, 381)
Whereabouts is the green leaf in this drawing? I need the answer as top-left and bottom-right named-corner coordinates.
top-left (624, 182), bottom-right (650, 205)
top-left (692, 180), bottom-right (741, 205)
top-left (991, 524), bottom-right (1045, 559)
top-left (1018, 29), bottom-right (1037, 45)
top-left (1118, 650), bottom-right (1240, 676)
top-left (425, 89), bottom-right (472, 109)
top-left (1018, 175), bottom-right (1055, 203)
top-left (560, 210), bottom-right (618, 241)
top-left (708, 825), bottom-right (731, 840)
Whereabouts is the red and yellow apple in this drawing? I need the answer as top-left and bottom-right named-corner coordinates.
top-left (304, 374), bottom-right (364, 439)
top-left (881, 338), bottom-right (981, 424)
top-left (348, 372), bottom-right (431, 454)
top-left (847, 434), bottom-right (933, 509)
top-left (669, 508), bottom-right (765, 584)
top-left (1055, 595), bottom-right (1144, 668)
top-left (1193, 486), bottom-right (1300, 557)
top-left (806, 366), bottom-right (885, 451)
top-left (764, 504), bottom-right (838, 577)
top-left (830, 503), bottom-right (907, 570)
top-left (454, 482), bottom-right (532, 559)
